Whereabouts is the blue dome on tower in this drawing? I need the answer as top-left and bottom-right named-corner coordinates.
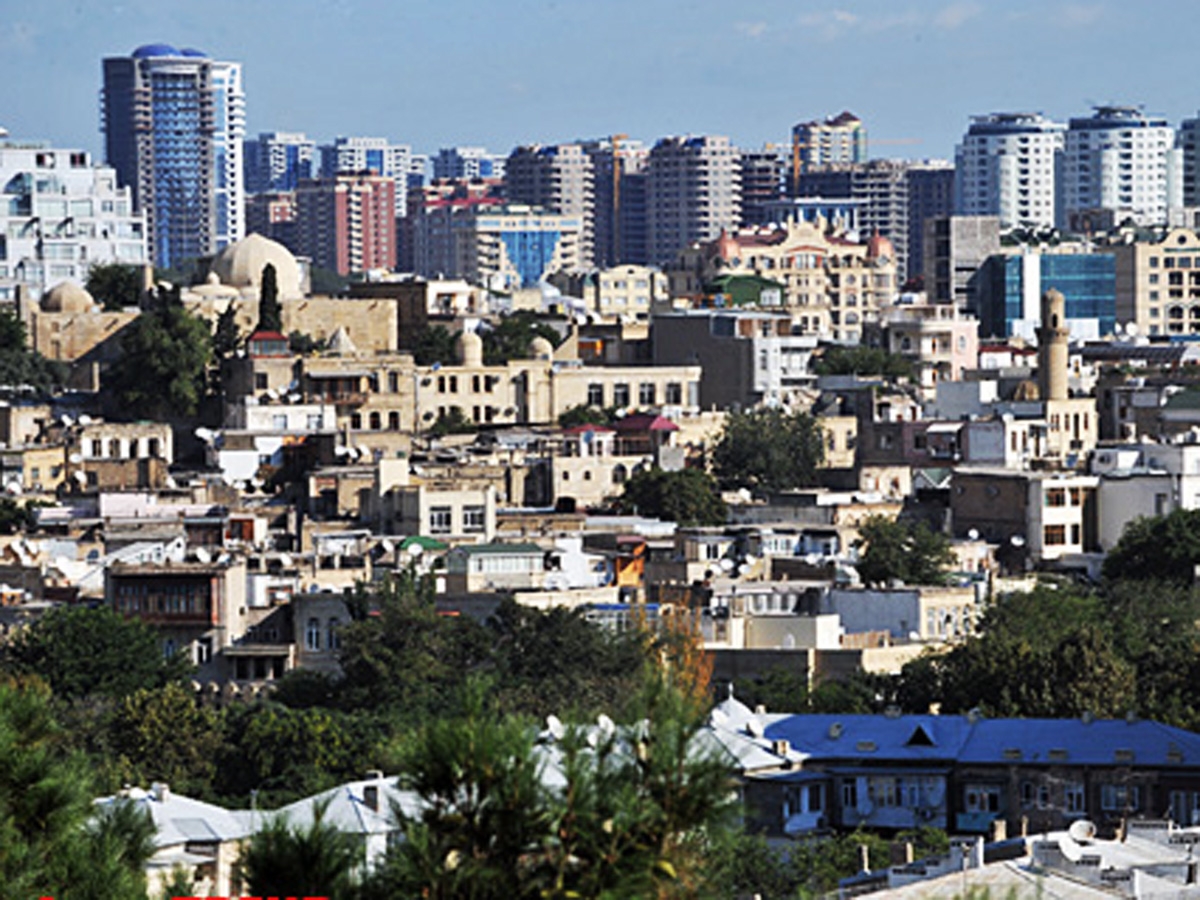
top-left (132, 43), bottom-right (180, 58)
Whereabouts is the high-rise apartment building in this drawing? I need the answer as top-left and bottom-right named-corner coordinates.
top-left (432, 147), bottom-right (506, 181)
top-left (739, 148), bottom-right (784, 226)
top-left (0, 139), bottom-right (147, 301)
top-left (955, 112), bottom-right (1065, 230)
top-left (320, 137), bottom-right (412, 216)
top-left (645, 135), bottom-right (741, 266)
top-left (244, 132), bottom-right (316, 193)
top-left (294, 173), bottom-right (396, 276)
top-left (791, 111), bottom-right (867, 173)
top-left (1060, 106), bottom-right (1180, 229)
top-left (101, 43), bottom-right (245, 268)
top-left (578, 137), bottom-right (649, 267)
top-left (505, 144), bottom-right (595, 269)
top-left (1178, 114), bottom-right (1200, 208)
top-left (796, 159), bottom-right (954, 279)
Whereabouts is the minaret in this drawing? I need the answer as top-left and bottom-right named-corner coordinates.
top-left (1037, 288), bottom-right (1068, 402)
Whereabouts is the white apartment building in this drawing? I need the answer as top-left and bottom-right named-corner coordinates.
top-left (646, 135), bottom-right (741, 266)
top-left (1060, 106), bottom-right (1181, 229)
top-left (955, 112), bottom-right (1065, 229)
top-left (432, 146), bottom-right (506, 181)
top-left (0, 140), bottom-right (147, 301)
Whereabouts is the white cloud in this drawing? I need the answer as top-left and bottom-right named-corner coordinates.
top-left (932, 1), bottom-right (983, 30)
top-left (735, 20), bottom-right (768, 39)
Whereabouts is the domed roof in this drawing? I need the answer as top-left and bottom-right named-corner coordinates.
top-left (210, 233), bottom-right (302, 297)
top-left (41, 281), bottom-right (95, 313)
top-left (529, 336), bottom-right (555, 360)
top-left (132, 43), bottom-right (180, 58)
top-left (457, 330), bottom-right (483, 366)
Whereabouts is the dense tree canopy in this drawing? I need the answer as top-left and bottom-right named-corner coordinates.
top-left (711, 407), bottom-right (824, 493)
top-left (0, 310), bottom-right (65, 393)
top-left (411, 325), bottom-right (458, 366)
top-left (814, 344), bottom-right (915, 379)
top-left (1102, 508), bottom-right (1200, 585)
top-left (480, 311), bottom-right (562, 364)
top-left (256, 262), bottom-right (282, 333)
top-left (2, 605), bottom-right (188, 701)
top-left (85, 263), bottom-right (143, 311)
top-left (615, 466), bottom-right (728, 526)
top-left (854, 516), bottom-right (955, 587)
top-left (106, 287), bottom-right (212, 419)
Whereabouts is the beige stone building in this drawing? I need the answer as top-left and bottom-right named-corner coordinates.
top-left (667, 220), bottom-right (899, 342)
top-left (1111, 226), bottom-right (1200, 337)
top-left (548, 264), bottom-right (669, 321)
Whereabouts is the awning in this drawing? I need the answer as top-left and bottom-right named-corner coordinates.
top-left (926, 422), bottom-right (964, 434)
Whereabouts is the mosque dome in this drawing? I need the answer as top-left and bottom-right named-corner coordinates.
top-left (457, 330), bottom-right (484, 367)
top-left (132, 43), bottom-right (180, 58)
top-left (40, 281), bottom-right (95, 313)
top-left (210, 233), bottom-right (302, 297)
top-left (529, 336), bottom-right (555, 360)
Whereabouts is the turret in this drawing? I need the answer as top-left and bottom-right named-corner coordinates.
top-left (1037, 288), bottom-right (1068, 402)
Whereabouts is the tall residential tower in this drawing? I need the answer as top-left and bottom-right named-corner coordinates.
top-left (102, 43), bottom-right (245, 268)
top-left (955, 112), bottom-right (1064, 230)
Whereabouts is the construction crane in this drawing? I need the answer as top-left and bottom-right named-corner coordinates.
top-left (611, 133), bottom-right (628, 262)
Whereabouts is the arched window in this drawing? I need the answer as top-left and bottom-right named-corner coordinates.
top-left (388, 411), bottom-right (401, 430)
top-left (613, 464), bottom-right (628, 485)
top-left (305, 618), bottom-right (321, 651)
top-left (327, 618), bottom-right (341, 650)
top-left (369, 411), bottom-right (382, 430)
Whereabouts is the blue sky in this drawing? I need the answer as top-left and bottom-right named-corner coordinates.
top-left (2, 0), bottom-right (1198, 161)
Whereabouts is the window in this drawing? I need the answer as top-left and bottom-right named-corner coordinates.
top-left (430, 506), bottom-right (452, 534)
top-left (255, 373), bottom-right (268, 390)
top-left (327, 618), bottom-right (341, 650)
top-left (1065, 782), bottom-right (1085, 814)
top-left (1046, 488), bottom-right (1066, 506)
top-left (463, 505), bottom-right (486, 533)
top-left (808, 783), bottom-right (823, 812)
top-left (305, 618), bottom-right (321, 651)
top-left (613, 464), bottom-right (628, 485)
top-left (964, 785), bottom-right (1001, 813)
top-left (841, 779), bottom-right (857, 809)
top-left (665, 382), bottom-right (682, 404)
top-left (586, 383), bottom-right (604, 406)
top-left (1101, 784), bottom-right (1140, 811)
top-left (639, 383), bottom-right (656, 405)
top-left (613, 383), bottom-right (630, 408)
top-left (1044, 524), bottom-right (1066, 545)
top-left (388, 372), bottom-right (400, 393)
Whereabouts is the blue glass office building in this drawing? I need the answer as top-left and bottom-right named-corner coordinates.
top-left (981, 252), bottom-right (1116, 338)
top-left (102, 44), bottom-right (245, 268)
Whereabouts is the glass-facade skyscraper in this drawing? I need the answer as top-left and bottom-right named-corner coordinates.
top-left (102, 43), bottom-right (245, 268)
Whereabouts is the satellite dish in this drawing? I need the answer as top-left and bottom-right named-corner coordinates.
top-left (77, 414), bottom-right (92, 425)
top-left (279, 553), bottom-right (293, 568)
top-left (193, 548), bottom-right (211, 564)
top-left (59, 414), bottom-right (73, 427)
top-left (597, 713), bottom-right (616, 738)
top-left (1068, 820), bottom-right (1097, 843)
top-left (380, 539), bottom-right (395, 554)
top-left (709, 708), bottom-right (728, 728)
top-left (967, 528), bottom-right (980, 541)
top-left (68, 452), bottom-right (82, 464)
top-left (718, 558), bottom-right (735, 572)
top-left (408, 542), bottom-right (424, 558)
top-left (73, 470), bottom-right (87, 484)
top-left (1126, 322), bottom-right (1139, 337)
top-left (546, 714), bottom-right (565, 741)
top-left (194, 427), bottom-right (213, 442)
top-left (1011, 535), bottom-right (1026, 548)
top-left (4, 483), bottom-right (19, 496)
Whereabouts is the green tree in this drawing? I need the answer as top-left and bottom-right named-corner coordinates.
top-left (558, 403), bottom-right (616, 428)
top-left (2, 605), bottom-right (188, 701)
top-left (287, 331), bottom-right (325, 354)
top-left (481, 311), bottom-right (562, 364)
top-left (855, 516), bottom-right (954, 587)
top-left (309, 265), bottom-right (349, 296)
top-left (86, 263), bottom-right (143, 311)
top-left (1102, 508), bottom-right (1200, 585)
top-left (412, 325), bottom-right (459, 365)
top-left (106, 287), bottom-right (212, 419)
top-left (814, 344), bottom-right (915, 379)
top-left (428, 405), bottom-right (477, 437)
top-left (0, 680), bottom-right (156, 900)
top-left (616, 466), bottom-right (727, 526)
top-left (0, 310), bottom-right (65, 393)
top-left (212, 303), bottom-right (241, 359)
top-left (711, 407), bottom-right (825, 493)
top-left (107, 682), bottom-right (223, 795)
top-left (237, 799), bottom-right (361, 898)
top-left (257, 262), bottom-right (282, 332)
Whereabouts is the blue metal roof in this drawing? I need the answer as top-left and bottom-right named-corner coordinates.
top-left (132, 43), bottom-right (180, 58)
top-left (760, 714), bottom-right (1200, 768)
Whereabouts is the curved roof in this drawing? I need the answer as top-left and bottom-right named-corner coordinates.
top-left (132, 43), bottom-right (180, 58)
top-left (41, 281), bottom-right (95, 313)
top-left (210, 233), bottom-right (302, 297)
top-left (178, 47), bottom-right (208, 58)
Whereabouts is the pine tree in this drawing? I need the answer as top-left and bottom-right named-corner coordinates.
top-left (257, 263), bottom-right (282, 332)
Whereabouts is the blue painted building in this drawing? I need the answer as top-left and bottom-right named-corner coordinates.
top-left (244, 132), bottom-right (316, 193)
top-left (979, 251), bottom-right (1116, 339)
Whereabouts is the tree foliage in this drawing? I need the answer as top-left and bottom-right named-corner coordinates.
top-left (855, 515), bottom-right (955, 587)
top-left (0, 310), bottom-right (65, 393)
top-left (212, 303), bottom-right (241, 359)
top-left (2, 605), bottom-right (188, 701)
top-left (256, 262), bottom-right (282, 333)
top-left (106, 287), bottom-right (212, 419)
top-left (814, 344), bottom-right (915, 379)
top-left (412, 325), bottom-right (458, 366)
top-left (558, 403), bottom-right (617, 428)
top-left (86, 263), bottom-right (143, 311)
top-left (615, 466), bottom-right (727, 526)
top-left (0, 680), bottom-right (156, 900)
top-left (481, 311), bottom-right (562, 364)
top-left (238, 798), bottom-right (362, 899)
top-left (711, 407), bottom-right (824, 493)
top-left (107, 682), bottom-right (223, 795)
top-left (1102, 508), bottom-right (1200, 585)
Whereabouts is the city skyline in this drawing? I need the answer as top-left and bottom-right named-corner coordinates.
top-left (3, 0), bottom-right (1200, 162)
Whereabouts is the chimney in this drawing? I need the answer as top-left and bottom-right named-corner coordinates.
top-left (363, 785), bottom-right (379, 812)
top-left (151, 782), bottom-right (170, 803)
top-left (990, 818), bottom-right (1007, 843)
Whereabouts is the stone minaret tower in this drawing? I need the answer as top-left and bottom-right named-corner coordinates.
top-left (1037, 288), bottom-right (1068, 402)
